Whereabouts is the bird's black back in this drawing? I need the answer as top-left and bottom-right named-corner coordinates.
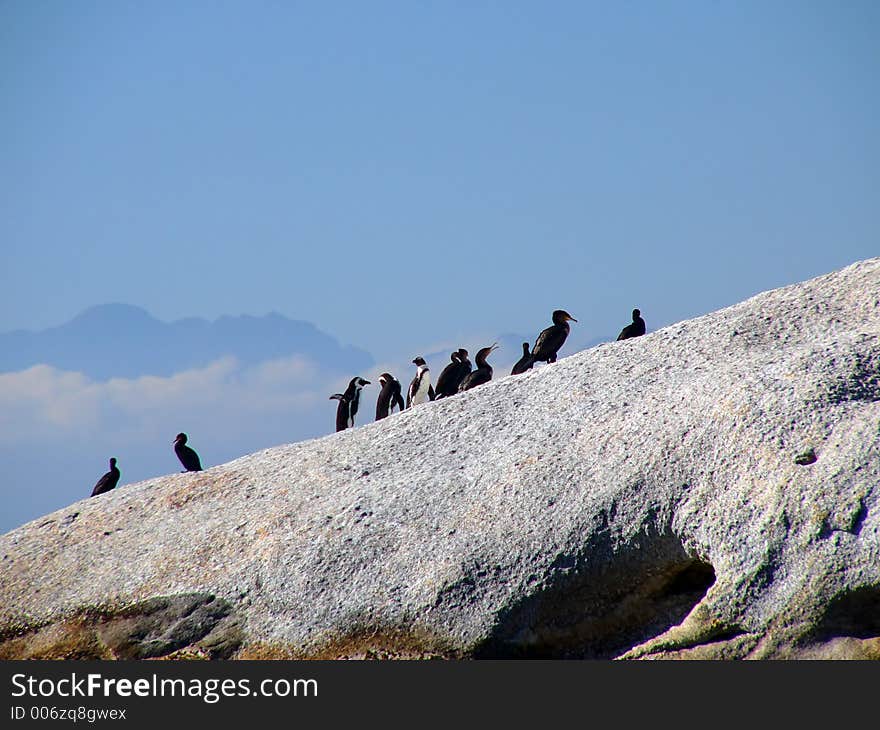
top-left (434, 354), bottom-right (461, 398)
top-left (458, 365), bottom-right (493, 392)
top-left (511, 343), bottom-right (533, 375)
top-left (91, 463), bottom-right (120, 496)
top-left (331, 394), bottom-right (350, 431)
top-left (175, 442), bottom-right (203, 471)
top-left (531, 322), bottom-right (570, 363)
top-left (617, 314), bottom-right (646, 340)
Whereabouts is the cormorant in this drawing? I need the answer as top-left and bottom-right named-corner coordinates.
top-left (407, 356), bottom-right (434, 407)
top-left (434, 352), bottom-right (462, 399)
top-left (375, 373), bottom-right (405, 420)
top-left (90, 457), bottom-right (120, 497)
top-left (341, 376), bottom-right (370, 427)
top-left (329, 393), bottom-right (350, 432)
top-left (511, 342), bottom-right (532, 375)
top-left (525, 310), bottom-right (577, 368)
top-left (173, 432), bottom-right (203, 472)
top-left (458, 344), bottom-right (498, 392)
top-left (617, 309), bottom-right (646, 340)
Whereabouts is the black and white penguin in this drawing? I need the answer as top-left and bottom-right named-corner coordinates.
top-left (406, 356), bottom-right (434, 407)
top-left (90, 457), bottom-right (120, 497)
top-left (458, 344), bottom-right (498, 392)
top-left (329, 393), bottom-right (350, 432)
top-left (375, 373), bottom-right (405, 420)
top-left (511, 342), bottom-right (532, 375)
top-left (617, 308), bottom-right (646, 341)
top-left (526, 310), bottom-right (577, 367)
top-left (433, 352), bottom-right (462, 399)
top-left (173, 432), bottom-right (203, 472)
top-left (342, 376), bottom-right (370, 427)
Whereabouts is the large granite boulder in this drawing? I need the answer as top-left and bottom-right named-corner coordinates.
top-left (1, 259), bottom-right (878, 659)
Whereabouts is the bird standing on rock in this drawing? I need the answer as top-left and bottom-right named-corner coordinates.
top-left (511, 342), bottom-right (532, 375)
top-left (435, 350), bottom-right (473, 399)
top-left (173, 432), bottom-right (203, 472)
top-left (617, 309), bottom-right (646, 340)
top-left (458, 344), bottom-right (498, 392)
top-left (90, 457), bottom-right (120, 496)
top-left (521, 310), bottom-right (577, 370)
top-left (342, 376), bottom-right (370, 427)
top-left (407, 356), bottom-right (434, 407)
top-left (375, 373), bottom-right (405, 420)
top-left (329, 393), bottom-right (350, 432)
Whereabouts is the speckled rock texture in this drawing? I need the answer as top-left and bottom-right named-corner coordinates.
top-left (1, 259), bottom-right (878, 660)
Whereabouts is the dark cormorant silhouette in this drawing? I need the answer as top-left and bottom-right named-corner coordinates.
top-left (407, 356), bottom-right (434, 407)
top-left (458, 344), bottom-right (498, 392)
top-left (617, 309), bottom-right (646, 340)
top-left (173, 432), bottom-right (203, 472)
top-left (434, 352), bottom-right (462, 399)
top-left (375, 373), bottom-right (405, 420)
top-left (90, 457), bottom-right (120, 496)
top-left (454, 348), bottom-right (472, 388)
top-left (511, 342), bottom-right (532, 375)
top-left (525, 310), bottom-right (577, 368)
top-left (329, 393), bottom-right (350, 432)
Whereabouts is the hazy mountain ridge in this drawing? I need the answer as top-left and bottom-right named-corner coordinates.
top-left (0, 303), bottom-right (374, 379)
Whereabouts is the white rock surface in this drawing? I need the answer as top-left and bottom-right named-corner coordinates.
top-left (1, 259), bottom-right (878, 659)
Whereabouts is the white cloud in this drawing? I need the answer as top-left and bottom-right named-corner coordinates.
top-left (0, 356), bottom-right (331, 444)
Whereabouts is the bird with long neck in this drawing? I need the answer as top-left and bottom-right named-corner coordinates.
top-left (525, 309), bottom-right (577, 368)
top-left (173, 432), bottom-right (203, 472)
top-left (458, 344), bottom-right (498, 392)
top-left (617, 308), bottom-right (646, 340)
top-left (91, 457), bottom-right (120, 497)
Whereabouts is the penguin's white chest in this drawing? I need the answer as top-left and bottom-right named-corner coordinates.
top-left (412, 368), bottom-right (431, 405)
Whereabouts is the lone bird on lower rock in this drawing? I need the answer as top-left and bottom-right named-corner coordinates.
top-left (617, 308), bottom-right (646, 341)
top-left (90, 457), bottom-right (120, 497)
top-left (173, 432), bottom-right (203, 472)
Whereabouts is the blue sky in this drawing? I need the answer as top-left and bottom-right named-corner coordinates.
top-left (1, 1), bottom-right (878, 531)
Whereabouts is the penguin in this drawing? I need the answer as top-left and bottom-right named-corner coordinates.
top-left (329, 393), bottom-right (350, 432)
top-left (173, 432), bottom-right (203, 472)
top-left (90, 457), bottom-right (120, 497)
top-left (525, 310), bottom-right (577, 368)
top-left (406, 356), bottom-right (434, 407)
top-left (341, 376), bottom-right (370, 427)
top-left (375, 373), bottom-right (405, 420)
top-left (458, 344), bottom-right (498, 392)
top-left (433, 352), bottom-right (462, 399)
top-left (511, 342), bottom-right (532, 375)
top-left (617, 308), bottom-right (646, 340)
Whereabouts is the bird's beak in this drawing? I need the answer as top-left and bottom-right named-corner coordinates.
top-left (363, 380), bottom-right (371, 385)
top-left (490, 343), bottom-right (499, 352)
top-left (567, 314), bottom-right (578, 322)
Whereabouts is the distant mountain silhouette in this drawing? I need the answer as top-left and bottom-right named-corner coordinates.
top-left (0, 303), bottom-right (374, 380)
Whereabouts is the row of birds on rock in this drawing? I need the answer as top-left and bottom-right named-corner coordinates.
top-left (88, 307), bottom-right (646, 496)
top-left (329, 307), bottom-right (646, 432)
